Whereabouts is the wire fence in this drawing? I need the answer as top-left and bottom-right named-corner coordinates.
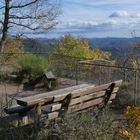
top-left (0, 52), bottom-right (140, 115)
top-left (52, 54), bottom-right (140, 105)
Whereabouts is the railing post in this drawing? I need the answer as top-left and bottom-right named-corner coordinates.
top-left (123, 68), bottom-right (127, 83)
top-left (134, 69), bottom-right (138, 105)
top-left (75, 60), bottom-right (79, 85)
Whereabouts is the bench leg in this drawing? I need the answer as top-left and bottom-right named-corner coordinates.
top-left (22, 116), bottom-right (28, 125)
top-left (37, 103), bottom-right (42, 115)
top-left (35, 103), bottom-right (43, 123)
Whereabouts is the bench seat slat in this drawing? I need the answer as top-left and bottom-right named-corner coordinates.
top-left (17, 84), bottom-right (90, 106)
top-left (5, 105), bottom-right (34, 114)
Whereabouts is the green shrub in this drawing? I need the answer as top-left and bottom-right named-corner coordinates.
top-left (48, 108), bottom-right (123, 140)
top-left (0, 108), bottom-right (126, 140)
top-left (18, 54), bottom-right (48, 82)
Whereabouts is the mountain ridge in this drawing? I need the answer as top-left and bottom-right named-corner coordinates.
top-left (23, 37), bottom-right (140, 58)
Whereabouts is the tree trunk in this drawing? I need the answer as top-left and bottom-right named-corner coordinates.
top-left (0, 0), bottom-right (10, 52)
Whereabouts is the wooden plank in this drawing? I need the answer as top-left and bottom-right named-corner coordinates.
top-left (4, 105), bottom-right (34, 114)
top-left (8, 91), bottom-right (37, 99)
top-left (68, 94), bottom-right (116, 114)
top-left (113, 87), bottom-right (119, 93)
top-left (53, 93), bottom-right (73, 102)
top-left (54, 85), bottom-right (95, 102)
top-left (53, 94), bottom-right (66, 102)
top-left (67, 98), bottom-right (103, 113)
top-left (47, 112), bottom-right (59, 120)
top-left (52, 104), bottom-right (62, 112)
top-left (17, 84), bottom-right (90, 106)
top-left (71, 80), bottom-right (122, 98)
top-left (69, 87), bottom-right (118, 106)
top-left (41, 103), bottom-right (62, 113)
top-left (17, 97), bottom-right (52, 106)
top-left (53, 92), bottom-right (77, 102)
top-left (70, 91), bottom-right (105, 106)
top-left (110, 93), bottom-right (116, 100)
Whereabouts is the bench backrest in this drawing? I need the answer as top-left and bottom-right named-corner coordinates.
top-left (41, 80), bottom-right (122, 120)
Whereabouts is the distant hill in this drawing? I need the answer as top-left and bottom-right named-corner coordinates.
top-left (89, 37), bottom-right (140, 57)
top-left (22, 37), bottom-right (140, 58)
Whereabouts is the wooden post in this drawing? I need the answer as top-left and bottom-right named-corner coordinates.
top-left (37, 103), bottom-right (42, 115)
top-left (101, 83), bottom-right (115, 110)
top-left (35, 103), bottom-right (43, 124)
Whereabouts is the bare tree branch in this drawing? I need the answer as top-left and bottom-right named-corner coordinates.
top-left (9, 14), bottom-right (47, 20)
top-left (10, 0), bottom-right (40, 9)
top-left (0, 6), bottom-right (5, 10)
top-left (0, 20), bottom-right (4, 25)
top-left (9, 21), bottom-right (39, 30)
top-left (0, 0), bottom-right (60, 52)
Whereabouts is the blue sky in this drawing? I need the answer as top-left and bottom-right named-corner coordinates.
top-left (42, 0), bottom-right (140, 38)
top-left (3, 0), bottom-right (140, 38)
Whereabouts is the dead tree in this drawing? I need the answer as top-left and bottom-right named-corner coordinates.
top-left (0, 0), bottom-right (60, 52)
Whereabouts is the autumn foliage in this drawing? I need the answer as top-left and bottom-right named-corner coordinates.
top-left (120, 106), bottom-right (140, 140)
top-left (1, 37), bottom-right (24, 65)
top-left (53, 34), bottom-right (111, 60)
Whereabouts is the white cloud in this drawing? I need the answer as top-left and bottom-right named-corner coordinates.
top-left (58, 19), bottom-right (129, 29)
top-left (109, 11), bottom-right (129, 18)
top-left (54, 17), bottom-right (140, 36)
top-left (14, 17), bottom-right (140, 38)
top-left (131, 13), bottom-right (140, 18)
top-left (109, 11), bottom-right (140, 19)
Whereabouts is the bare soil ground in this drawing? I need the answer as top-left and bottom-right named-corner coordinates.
top-left (0, 78), bottom-right (86, 102)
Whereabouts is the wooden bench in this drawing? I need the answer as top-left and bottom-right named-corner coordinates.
top-left (1, 84), bottom-right (90, 125)
top-left (2, 80), bottom-right (122, 125)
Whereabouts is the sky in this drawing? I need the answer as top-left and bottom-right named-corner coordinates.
top-left (43, 0), bottom-right (140, 38)
top-left (1, 0), bottom-right (140, 38)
